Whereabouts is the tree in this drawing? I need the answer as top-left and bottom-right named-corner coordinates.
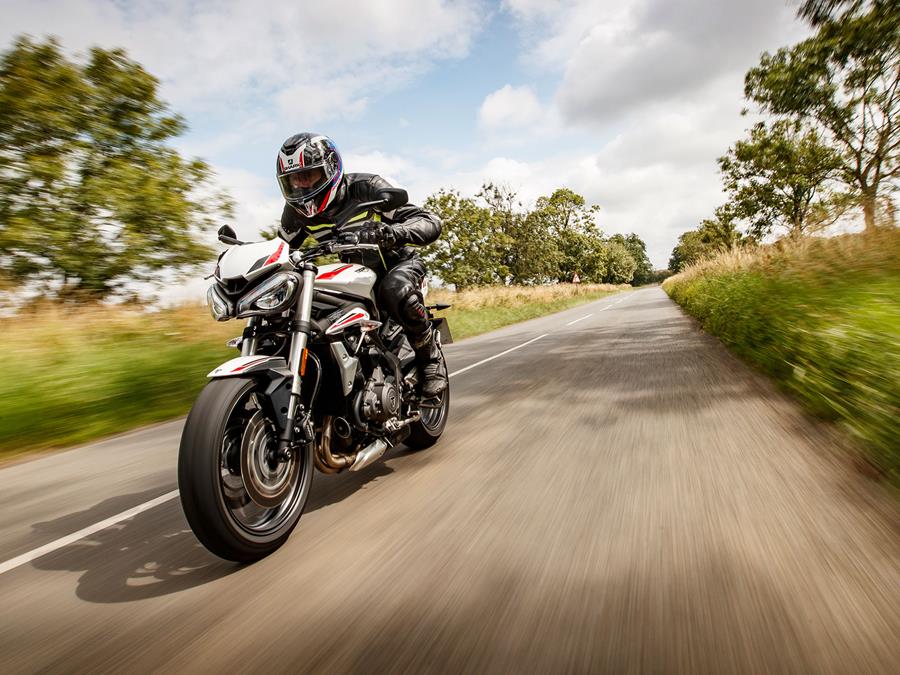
top-left (602, 240), bottom-right (636, 284)
top-left (422, 185), bottom-right (617, 287)
top-left (668, 230), bottom-right (713, 272)
top-left (532, 188), bottom-right (601, 234)
top-left (745, 2), bottom-right (900, 230)
top-left (530, 188), bottom-right (607, 282)
top-left (798, 0), bottom-right (887, 25)
top-left (476, 183), bottom-right (557, 285)
top-left (698, 207), bottom-right (745, 247)
top-left (608, 233), bottom-right (652, 284)
top-left (421, 189), bottom-right (506, 288)
top-left (0, 37), bottom-right (231, 300)
top-left (718, 120), bottom-right (843, 239)
top-left (509, 210), bottom-right (560, 284)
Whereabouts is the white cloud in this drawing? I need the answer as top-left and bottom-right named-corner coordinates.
top-left (478, 84), bottom-right (545, 130)
top-left (2, 0), bottom-right (485, 121)
top-left (504, 0), bottom-right (810, 125)
top-left (489, 0), bottom-right (815, 265)
top-left (212, 166), bottom-right (284, 241)
top-left (342, 150), bottom-right (422, 192)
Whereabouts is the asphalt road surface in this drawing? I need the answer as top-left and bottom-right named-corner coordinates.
top-left (1, 287), bottom-right (898, 674)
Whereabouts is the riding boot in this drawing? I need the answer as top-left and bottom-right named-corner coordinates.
top-left (412, 328), bottom-right (447, 398)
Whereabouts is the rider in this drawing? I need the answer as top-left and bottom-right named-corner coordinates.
top-left (275, 132), bottom-right (447, 397)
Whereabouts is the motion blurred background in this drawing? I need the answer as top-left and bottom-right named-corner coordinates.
top-left (0, 1), bottom-right (898, 671)
top-left (0, 0), bottom-right (895, 475)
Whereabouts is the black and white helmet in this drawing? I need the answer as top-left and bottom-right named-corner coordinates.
top-left (276, 133), bottom-right (343, 217)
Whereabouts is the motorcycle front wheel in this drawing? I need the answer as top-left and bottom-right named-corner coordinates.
top-left (178, 378), bottom-right (313, 563)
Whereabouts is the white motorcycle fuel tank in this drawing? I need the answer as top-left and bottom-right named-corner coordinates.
top-left (315, 262), bottom-right (378, 302)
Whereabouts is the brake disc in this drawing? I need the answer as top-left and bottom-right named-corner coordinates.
top-left (240, 411), bottom-right (298, 508)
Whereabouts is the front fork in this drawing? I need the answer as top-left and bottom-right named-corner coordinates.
top-left (278, 262), bottom-right (318, 454)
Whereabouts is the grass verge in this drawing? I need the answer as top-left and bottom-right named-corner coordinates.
top-left (429, 283), bottom-right (625, 340)
top-left (663, 229), bottom-right (899, 485)
top-left (0, 282), bottom-right (625, 459)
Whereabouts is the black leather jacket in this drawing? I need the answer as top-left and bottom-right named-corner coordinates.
top-left (279, 173), bottom-right (441, 269)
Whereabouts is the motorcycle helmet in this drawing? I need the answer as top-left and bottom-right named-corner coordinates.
top-left (276, 133), bottom-right (343, 217)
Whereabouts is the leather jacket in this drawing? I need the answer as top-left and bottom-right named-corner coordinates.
top-left (278, 173), bottom-right (441, 269)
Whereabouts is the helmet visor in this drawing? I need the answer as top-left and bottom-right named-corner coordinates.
top-left (278, 166), bottom-right (330, 202)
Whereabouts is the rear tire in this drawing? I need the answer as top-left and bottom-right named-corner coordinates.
top-left (405, 358), bottom-right (450, 450)
top-left (178, 378), bottom-right (313, 563)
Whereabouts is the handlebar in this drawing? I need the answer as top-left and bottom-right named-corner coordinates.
top-left (290, 241), bottom-right (381, 265)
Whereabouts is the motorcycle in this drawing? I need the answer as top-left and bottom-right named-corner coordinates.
top-left (178, 187), bottom-right (451, 562)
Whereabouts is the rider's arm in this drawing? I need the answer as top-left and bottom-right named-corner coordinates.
top-left (278, 203), bottom-right (309, 247)
top-left (382, 204), bottom-right (442, 247)
top-left (366, 175), bottom-right (442, 247)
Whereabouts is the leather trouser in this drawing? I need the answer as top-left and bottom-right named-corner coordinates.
top-left (377, 257), bottom-right (430, 343)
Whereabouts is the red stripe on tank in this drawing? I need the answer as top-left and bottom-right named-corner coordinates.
top-left (264, 241), bottom-right (285, 266)
top-left (316, 264), bottom-right (354, 280)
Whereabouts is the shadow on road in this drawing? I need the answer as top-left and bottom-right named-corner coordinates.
top-left (26, 453), bottom-right (413, 604)
top-left (29, 488), bottom-right (235, 603)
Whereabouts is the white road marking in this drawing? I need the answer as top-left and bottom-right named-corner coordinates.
top-left (0, 490), bottom-right (179, 576)
top-left (448, 333), bottom-right (549, 379)
top-left (566, 314), bottom-right (593, 326)
top-left (0, 331), bottom-right (561, 576)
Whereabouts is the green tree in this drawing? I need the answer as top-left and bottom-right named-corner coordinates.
top-left (668, 230), bottom-right (712, 272)
top-left (718, 120), bottom-right (843, 239)
top-left (798, 0), bottom-right (886, 25)
top-left (530, 188), bottom-right (606, 282)
top-left (744, 2), bottom-right (900, 230)
top-left (421, 189), bottom-right (506, 288)
top-left (532, 188), bottom-right (601, 234)
top-left (602, 240), bottom-right (636, 284)
top-left (698, 206), bottom-right (745, 247)
top-left (608, 233), bottom-right (652, 284)
top-left (510, 212), bottom-right (561, 284)
top-left (0, 37), bottom-right (231, 300)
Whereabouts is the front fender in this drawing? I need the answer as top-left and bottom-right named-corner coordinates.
top-left (207, 356), bottom-right (287, 378)
top-left (207, 356), bottom-right (292, 433)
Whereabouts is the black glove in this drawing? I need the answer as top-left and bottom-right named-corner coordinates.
top-left (336, 230), bottom-right (360, 245)
top-left (358, 222), bottom-right (398, 248)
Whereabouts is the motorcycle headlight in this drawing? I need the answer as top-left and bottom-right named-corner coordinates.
top-left (207, 285), bottom-right (232, 321)
top-left (236, 272), bottom-right (301, 318)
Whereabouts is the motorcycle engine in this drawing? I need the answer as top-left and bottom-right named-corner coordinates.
top-left (360, 366), bottom-right (400, 424)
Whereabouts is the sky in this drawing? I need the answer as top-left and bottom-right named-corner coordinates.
top-left (2, 0), bottom-right (813, 279)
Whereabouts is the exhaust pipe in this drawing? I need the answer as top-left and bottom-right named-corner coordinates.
top-left (349, 439), bottom-right (388, 472)
top-left (315, 417), bottom-right (356, 473)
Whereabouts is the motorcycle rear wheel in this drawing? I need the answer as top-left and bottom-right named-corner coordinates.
top-left (178, 378), bottom-right (313, 562)
top-left (405, 358), bottom-right (450, 450)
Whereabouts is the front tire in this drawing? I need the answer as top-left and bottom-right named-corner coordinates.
top-left (178, 378), bottom-right (313, 562)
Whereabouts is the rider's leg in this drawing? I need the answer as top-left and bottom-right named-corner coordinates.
top-left (378, 259), bottom-right (447, 397)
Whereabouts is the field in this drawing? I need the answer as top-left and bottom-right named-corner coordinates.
top-left (0, 282), bottom-right (625, 459)
top-left (664, 229), bottom-right (900, 484)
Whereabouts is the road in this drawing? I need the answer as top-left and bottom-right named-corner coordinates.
top-left (1, 287), bottom-right (898, 674)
